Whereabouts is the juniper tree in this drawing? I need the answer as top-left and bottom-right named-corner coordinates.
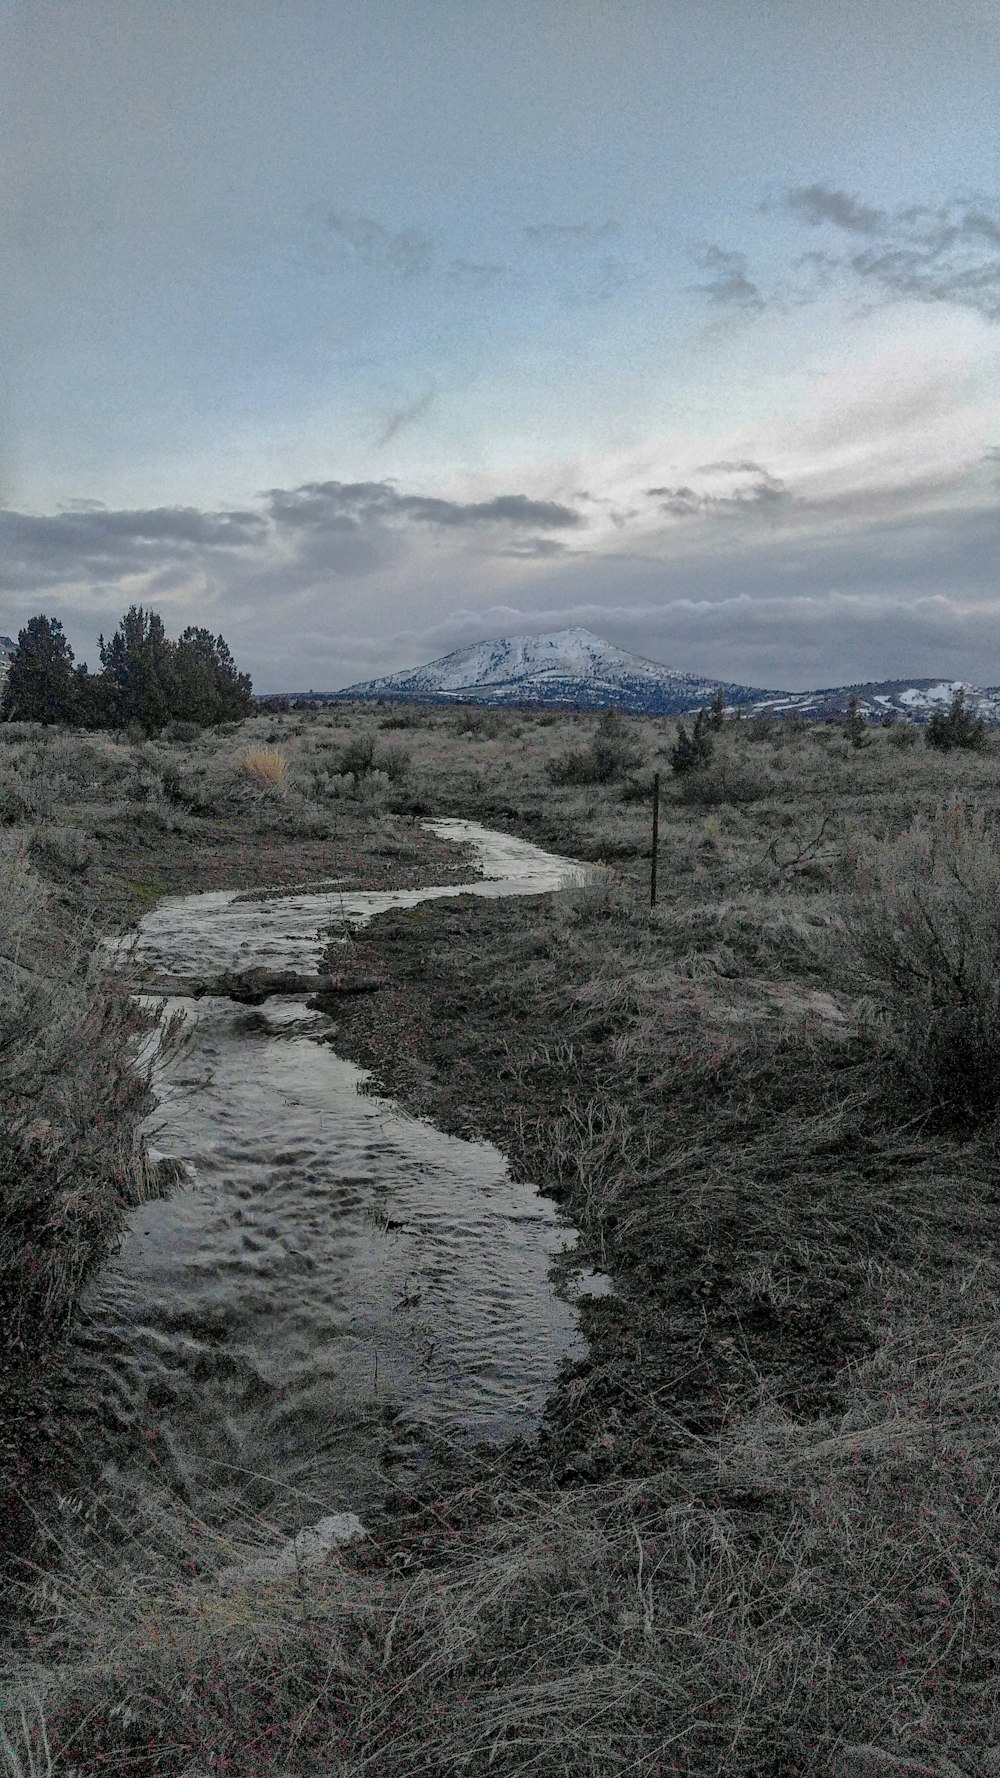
top-left (99, 605), bottom-right (177, 736)
top-left (671, 707), bottom-right (715, 774)
top-left (171, 627), bottom-right (254, 727)
top-left (0, 615), bottom-right (77, 724)
top-left (925, 687), bottom-right (986, 752)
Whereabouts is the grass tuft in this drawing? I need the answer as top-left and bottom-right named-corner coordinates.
top-left (238, 746), bottom-right (289, 792)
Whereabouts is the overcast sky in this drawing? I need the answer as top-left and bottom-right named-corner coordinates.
top-left (2, 0), bottom-right (998, 694)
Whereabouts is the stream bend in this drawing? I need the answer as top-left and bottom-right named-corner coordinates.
top-left (73, 823), bottom-right (607, 1542)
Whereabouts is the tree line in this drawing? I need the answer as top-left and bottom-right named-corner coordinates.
top-left (0, 607), bottom-right (255, 734)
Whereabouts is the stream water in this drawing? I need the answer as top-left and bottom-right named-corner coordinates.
top-left (70, 823), bottom-right (606, 1544)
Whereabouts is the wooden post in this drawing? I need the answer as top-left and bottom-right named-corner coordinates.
top-left (650, 771), bottom-right (660, 906)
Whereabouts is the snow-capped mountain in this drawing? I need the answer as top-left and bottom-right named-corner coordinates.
top-left (332, 627), bottom-right (785, 716)
top-left (0, 636), bottom-right (15, 681)
top-left (288, 627), bottom-right (1000, 725)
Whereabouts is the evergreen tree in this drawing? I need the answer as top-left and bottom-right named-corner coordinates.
top-left (70, 661), bottom-right (118, 730)
top-left (99, 605), bottom-right (176, 736)
top-left (926, 687), bottom-right (986, 752)
top-left (174, 627), bottom-right (253, 724)
top-left (670, 707), bottom-right (715, 774)
top-left (171, 627), bottom-right (225, 726)
top-left (0, 615), bottom-right (77, 723)
top-left (847, 694), bottom-right (873, 749)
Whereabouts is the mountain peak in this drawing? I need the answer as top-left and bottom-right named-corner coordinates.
top-left (335, 627), bottom-right (782, 711)
top-left (321, 628), bottom-right (1000, 724)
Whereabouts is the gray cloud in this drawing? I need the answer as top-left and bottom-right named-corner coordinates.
top-left (0, 480), bottom-right (585, 604)
top-left (264, 481), bottom-right (583, 533)
top-left (0, 503), bottom-right (267, 587)
top-left (784, 186), bottom-right (1000, 323)
top-left (496, 537), bottom-right (573, 558)
top-left (375, 387), bottom-right (436, 448)
top-left (697, 458), bottom-right (772, 476)
top-left (326, 208), bottom-right (434, 278)
top-left (688, 244), bottom-right (764, 312)
top-left (646, 462), bottom-right (787, 519)
top-left (785, 184), bottom-right (886, 235)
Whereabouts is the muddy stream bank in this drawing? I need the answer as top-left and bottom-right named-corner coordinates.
top-left (68, 822), bottom-right (608, 1554)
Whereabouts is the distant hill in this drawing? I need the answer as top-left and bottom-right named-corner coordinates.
top-left (289, 626), bottom-right (1000, 724)
top-left (329, 626), bottom-right (784, 716)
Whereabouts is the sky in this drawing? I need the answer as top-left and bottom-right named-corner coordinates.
top-left (2, 0), bottom-right (998, 695)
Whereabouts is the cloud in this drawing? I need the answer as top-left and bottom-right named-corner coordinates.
top-left (688, 243), bottom-right (765, 312)
top-left (496, 536), bottom-right (573, 558)
top-left (785, 184), bottom-right (886, 235)
top-left (264, 480), bottom-right (583, 533)
top-left (326, 208), bottom-right (434, 277)
top-left (645, 461), bottom-right (787, 519)
top-left (783, 186), bottom-right (1000, 323)
top-left (0, 503), bottom-right (267, 587)
top-left (375, 387), bottom-right (436, 448)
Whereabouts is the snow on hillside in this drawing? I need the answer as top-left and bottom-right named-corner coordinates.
top-left (336, 627), bottom-right (784, 713)
top-left (277, 627), bottom-right (1000, 725)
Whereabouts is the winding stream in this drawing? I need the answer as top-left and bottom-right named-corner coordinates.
top-left (71, 823), bottom-right (605, 1543)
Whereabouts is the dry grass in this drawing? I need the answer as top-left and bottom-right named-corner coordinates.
top-left (4, 703), bottom-right (1000, 1773)
top-left (237, 745), bottom-right (289, 792)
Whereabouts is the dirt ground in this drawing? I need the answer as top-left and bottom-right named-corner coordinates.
top-left (311, 893), bottom-right (826, 1505)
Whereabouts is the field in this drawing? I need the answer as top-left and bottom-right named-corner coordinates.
top-left (2, 701), bottom-right (1000, 1776)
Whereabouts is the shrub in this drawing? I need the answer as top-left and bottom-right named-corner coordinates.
top-left (380, 708), bottom-right (428, 730)
top-left (0, 782), bottom-right (31, 825)
top-left (340, 733), bottom-right (377, 777)
top-left (162, 719), bottom-right (203, 743)
top-left (0, 831), bottom-right (177, 1494)
top-left (355, 767), bottom-right (393, 807)
top-left (835, 796), bottom-right (1000, 1134)
top-left (449, 707), bottom-right (507, 739)
top-left (887, 722), bottom-right (919, 749)
top-left (746, 715), bottom-right (780, 743)
top-left (619, 773), bottom-right (656, 804)
top-left (28, 824), bottom-right (98, 876)
top-left (158, 762), bottom-right (206, 811)
top-left (547, 711), bottom-right (643, 785)
top-left (672, 754), bottom-right (771, 806)
top-left (376, 743), bottom-right (411, 782)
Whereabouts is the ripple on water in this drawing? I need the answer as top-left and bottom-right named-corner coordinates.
top-left (74, 824), bottom-right (606, 1534)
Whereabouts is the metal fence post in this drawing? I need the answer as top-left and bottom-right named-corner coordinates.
top-left (650, 771), bottom-right (660, 907)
